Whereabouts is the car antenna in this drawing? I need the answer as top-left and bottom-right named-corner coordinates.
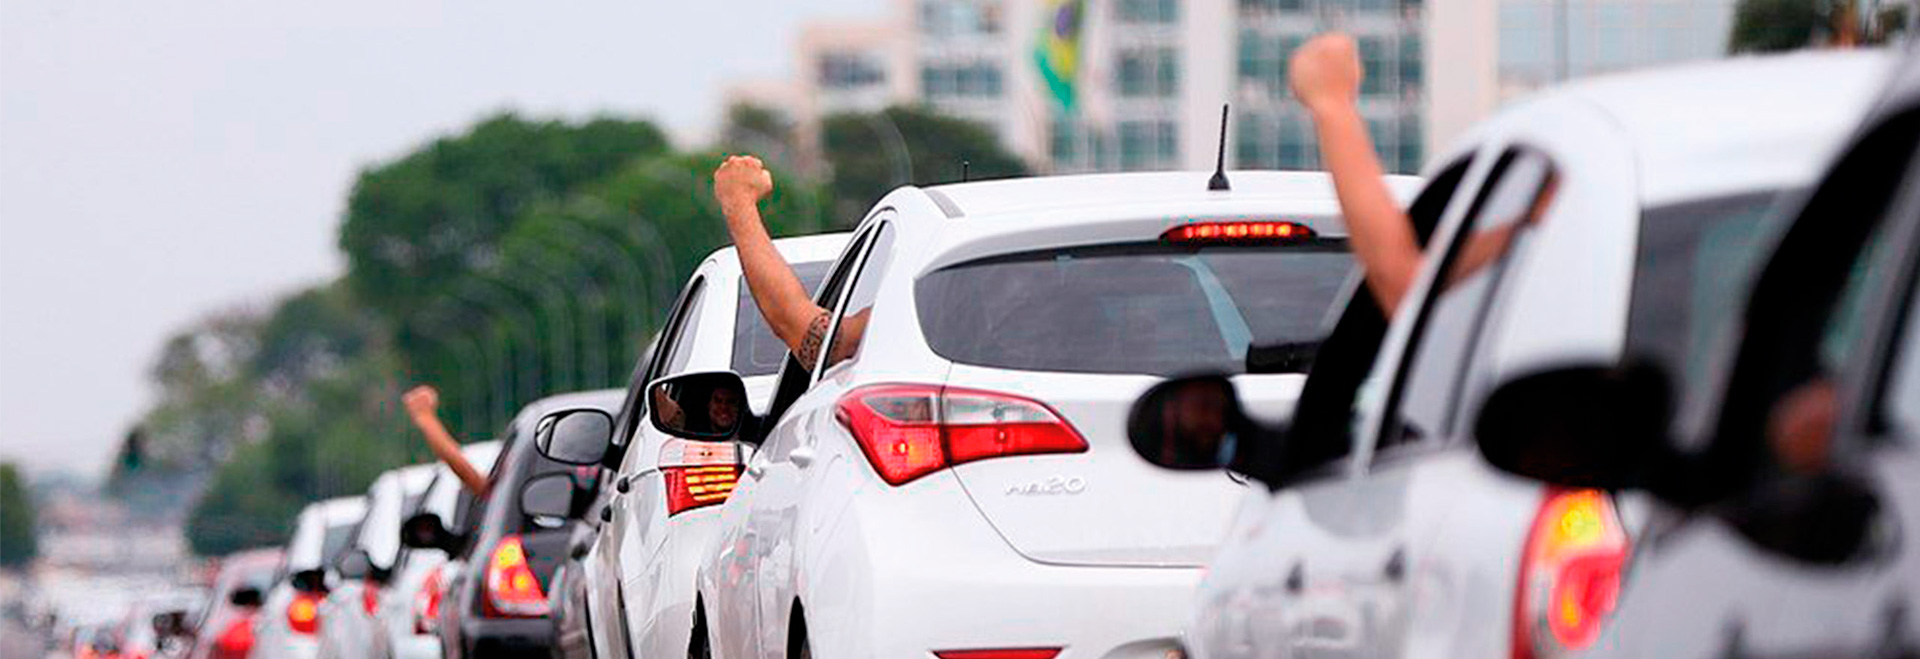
top-left (1208, 104), bottom-right (1231, 192)
top-left (962, 159), bottom-right (971, 183)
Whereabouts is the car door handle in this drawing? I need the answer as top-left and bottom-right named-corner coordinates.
top-left (1285, 562), bottom-right (1305, 593)
top-left (1383, 547), bottom-right (1407, 583)
top-left (790, 446), bottom-right (816, 469)
top-left (746, 463), bottom-right (765, 478)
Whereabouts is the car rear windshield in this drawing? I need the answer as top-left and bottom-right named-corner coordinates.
top-left (320, 522), bottom-right (354, 567)
top-left (916, 241), bottom-right (1353, 376)
top-left (733, 261), bottom-right (834, 376)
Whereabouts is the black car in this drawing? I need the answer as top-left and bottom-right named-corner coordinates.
top-left (401, 389), bottom-right (622, 659)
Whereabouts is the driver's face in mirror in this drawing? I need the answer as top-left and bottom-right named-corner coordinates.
top-left (1161, 381), bottom-right (1232, 466)
top-left (709, 386), bottom-right (742, 432)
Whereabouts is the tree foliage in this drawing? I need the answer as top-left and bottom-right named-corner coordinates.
top-left (0, 463), bottom-right (38, 569)
top-left (822, 105), bottom-right (1030, 224)
top-left (1729, 0), bottom-right (1909, 53)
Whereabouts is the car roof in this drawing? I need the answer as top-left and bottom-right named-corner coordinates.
top-left (377, 462), bottom-right (441, 495)
top-left (702, 232), bottom-right (851, 273)
top-left (917, 171), bottom-right (1422, 227)
top-left (306, 495), bottom-right (366, 526)
top-left (509, 388), bottom-right (627, 434)
top-left (1465, 49), bottom-right (1892, 206)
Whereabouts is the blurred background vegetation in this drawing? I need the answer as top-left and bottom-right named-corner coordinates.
top-left (103, 104), bottom-right (1022, 556)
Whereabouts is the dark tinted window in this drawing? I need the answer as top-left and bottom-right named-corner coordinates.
top-left (916, 241), bottom-right (1352, 376)
top-left (733, 261), bottom-right (833, 376)
top-left (1625, 192), bottom-right (1783, 426)
top-left (319, 522), bottom-right (355, 566)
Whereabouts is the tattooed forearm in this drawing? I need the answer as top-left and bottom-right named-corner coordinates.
top-left (797, 311), bottom-right (830, 370)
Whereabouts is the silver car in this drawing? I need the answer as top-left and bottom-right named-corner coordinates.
top-left (253, 496), bottom-right (365, 659)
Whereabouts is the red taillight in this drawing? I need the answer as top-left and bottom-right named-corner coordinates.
top-left (212, 616), bottom-right (254, 659)
top-left (1512, 488), bottom-right (1630, 659)
top-left (661, 439), bottom-right (742, 516)
top-left (1161, 221), bottom-right (1315, 245)
top-left (286, 591), bottom-right (321, 635)
top-left (933, 650), bottom-right (1062, 659)
top-left (413, 566), bottom-right (443, 634)
top-left (483, 535), bottom-right (549, 618)
top-left (361, 580), bottom-right (379, 615)
top-left (836, 384), bottom-right (1088, 486)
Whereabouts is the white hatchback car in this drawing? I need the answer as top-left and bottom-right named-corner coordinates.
top-left (537, 234), bottom-right (848, 659)
top-left (374, 441), bottom-right (502, 659)
top-left (665, 170), bottom-right (1416, 659)
top-left (1127, 52), bottom-right (1889, 659)
top-left (317, 464), bottom-right (438, 659)
top-left (254, 496), bottom-right (366, 659)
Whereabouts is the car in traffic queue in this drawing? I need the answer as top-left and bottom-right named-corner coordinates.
top-left (534, 234), bottom-right (848, 659)
top-left (316, 463), bottom-right (438, 659)
top-left (255, 496), bottom-right (366, 659)
top-left (1126, 50), bottom-right (1891, 659)
top-left (1472, 46), bottom-right (1920, 659)
top-left (374, 441), bottom-right (503, 659)
top-left (185, 547), bottom-right (283, 659)
top-left (106, 591), bottom-right (204, 659)
top-left (398, 390), bottom-right (622, 658)
top-left (629, 169), bottom-right (1419, 658)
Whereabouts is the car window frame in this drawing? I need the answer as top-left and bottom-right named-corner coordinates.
top-left (759, 225), bottom-right (880, 437)
top-left (818, 215), bottom-right (896, 379)
top-left (1252, 155), bottom-right (1476, 488)
top-left (1369, 147), bottom-right (1558, 470)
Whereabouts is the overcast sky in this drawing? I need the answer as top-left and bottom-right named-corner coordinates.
top-left (0, 0), bottom-right (884, 476)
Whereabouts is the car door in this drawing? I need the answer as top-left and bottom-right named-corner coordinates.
top-left (584, 357), bottom-right (650, 659)
top-left (1596, 109), bottom-right (1920, 659)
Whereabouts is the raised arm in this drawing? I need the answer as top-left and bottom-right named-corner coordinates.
top-left (403, 385), bottom-right (489, 496)
top-left (713, 156), bottom-right (833, 367)
top-left (1290, 34), bottom-right (1422, 316)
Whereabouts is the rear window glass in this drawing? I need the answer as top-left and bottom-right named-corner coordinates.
top-left (1626, 191), bottom-right (1785, 425)
top-left (319, 522), bottom-right (355, 566)
top-left (733, 261), bottom-right (834, 376)
top-left (916, 241), bottom-right (1353, 376)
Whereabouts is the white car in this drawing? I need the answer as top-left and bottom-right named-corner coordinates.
top-left (254, 496), bottom-right (367, 659)
top-left (538, 234), bottom-right (848, 659)
top-left (317, 464), bottom-right (437, 659)
top-left (1127, 52), bottom-right (1889, 659)
top-left (371, 441), bottom-right (502, 659)
top-left (676, 170), bottom-right (1417, 658)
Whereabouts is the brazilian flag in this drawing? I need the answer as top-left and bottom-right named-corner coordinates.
top-left (1034, 0), bottom-right (1087, 112)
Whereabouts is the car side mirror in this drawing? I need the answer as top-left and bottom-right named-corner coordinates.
top-left (1127, 374), bottom-right (1254, 471)
top-left (288, 568), bottom-right (327, 594)
top-left (649, 371), bottom-right (751, 440)
top-left (150, 610), bottom-right (188, 638)
top-left (519, 472), bottom-right (581, 522)
top-left (535, 408), bottom-right (616, 466)
top-left (400, 512), bottom-right (459, 553)
top-left (1473, 362), bottom-right (1673, 491)
top-left (228, 586), bottom-right (264, 608)
top-left (334, 547), bottom-right (373, 580)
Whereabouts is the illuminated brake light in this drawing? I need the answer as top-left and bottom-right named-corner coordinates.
top-left (837, 384), bottom-right (1088, 486)
top-left (661, 440), bottom-right (742, 516)
top-left (1512, 488), bottom-right (1630, 659)
top-left (933, 650), bottom-right (1062, 659)
top-left (213, 616), bottom-right (255, 659)
top-left (1161, 221), bottom-right (1315, 245)
top-left (483, 535), bottom-right (549, 618)
top-left (362, 580), bottom-right (379, 615)
top-left (413, 566), bottom-right (443, 634)
top-left (286, 591), bottom-right (321, 635)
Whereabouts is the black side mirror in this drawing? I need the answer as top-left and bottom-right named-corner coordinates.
top-left (400, 512), bottom-right (459, 553)
top-left (649, 371), bottom-right (751, 440)
top-left (288, 568), bottom-right (328, 594)
top-left (536, 408), bottom-right (616, 466)
top-left (1473, 363), bottom-right (1673, 490)
top-left (150, 610), bottom-right (188, 638)
top-left (519, 472), bottom-right (581, 521)
top-left (228, 586), bottom-right (264, 608)
top-left (1127, 374), bottom-right (1252, 471)
top-left (334, 547), bottom-right (373, 580)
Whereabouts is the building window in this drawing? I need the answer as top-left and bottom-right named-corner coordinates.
top-left (1398, 118), bottom-right (1423, 173)
top-left (1235, 114), bottom-right (1280, 169)
top-left (918, 0), bottom-right (1003, 37)
top-left (1118, 47), bottom-right (1180, 97)
top-left (1116, 0), bottom-right (1179, 24)
top-left (1400, 34), bottom-right (1423, 93)
top-left (1119, 120), bottom-right (1178, 171)
top-left (1278, 115), bottom-right (1316, 170)
top-left (819, 53), bottom-right (886, 90)
top-left (922, 62), bottom-right (1004, 99)
top-left (1359, 36), bottom-right (1390, 96)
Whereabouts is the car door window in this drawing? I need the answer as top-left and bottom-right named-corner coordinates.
top-left (660, 277), bottom-right (709, 377)
top-left (1879, 269), bottom-right (1920, 446)
top-left (820, 222), bottom-right (896, 374)
top-left (760, 229), bottom-right (875, 430)
top-left (1379, 149), bottom-right (1558, 454)
top-left (1261, 156), bottom-right (1473, 485)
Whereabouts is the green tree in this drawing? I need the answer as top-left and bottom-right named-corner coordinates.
top-left (821, 105), bottom-right (1030, 224)
top-left (1730, 0), bottom-right (1825, 53)
top-left (0, 463), bottom-right (38, 570)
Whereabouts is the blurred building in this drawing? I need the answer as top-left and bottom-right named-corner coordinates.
top-left (758, 0), bottom-right (1741, 177)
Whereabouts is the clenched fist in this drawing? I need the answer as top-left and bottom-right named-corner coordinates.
top-left (1289, 33), bottom-right (1364, 117)
top-left (403, 385), bottom-right (440, 419)
top-left (713, 155), bottom-right (774, 214)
